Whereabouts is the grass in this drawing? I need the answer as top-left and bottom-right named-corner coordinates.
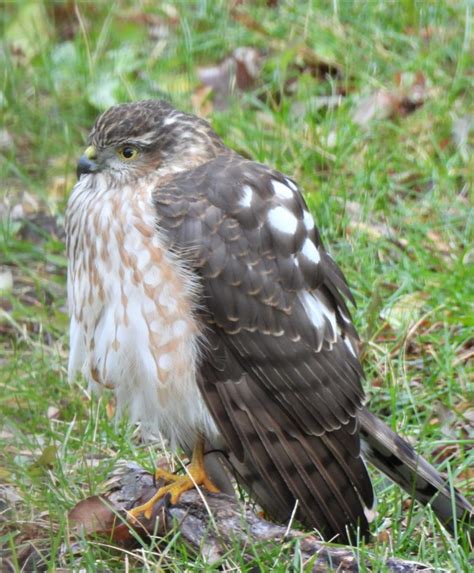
top-left (1, 0), bottom-right (472, 570)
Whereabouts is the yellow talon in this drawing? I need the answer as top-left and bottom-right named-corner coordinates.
top-left (154, 467), bottom-right (181, 484)
top-left (128, 438), bottom-right (219, 521)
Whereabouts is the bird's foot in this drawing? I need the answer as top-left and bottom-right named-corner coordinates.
top-left (128, 440), bottom-right (219, 522)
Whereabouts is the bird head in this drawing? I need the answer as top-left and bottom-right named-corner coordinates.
top-left (76, 100), bottom-right (226, 181)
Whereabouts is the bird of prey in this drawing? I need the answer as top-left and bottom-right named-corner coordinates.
top-left (66, 99), bottom-right (472, 543)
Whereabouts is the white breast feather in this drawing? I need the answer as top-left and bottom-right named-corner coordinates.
top-left (66, 174), bottom-right (219, 450)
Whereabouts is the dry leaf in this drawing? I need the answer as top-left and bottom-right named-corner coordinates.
top-left (429, 401), bottom-right (473, 454)
top-left (68, 495), bottom-right (116, 535)
top-left (198, 47), bottom-right (262, 110)
top-left (68, 462), bottom-right (164, 546)
top-left (394, 71), bottom-right (427, 110)
top-left (376, 529), bottom-right (391, 543)
top-left (431, 443), bottom-right (460, 463)
top-left (47, 406), bottom-right (60, 420)
top-left (353, 90), bottom-right (400, 126)
top-left (353, 72), bottom-right (430, 127)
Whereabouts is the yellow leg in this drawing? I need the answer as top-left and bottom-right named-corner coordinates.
top-left (128, 438), bottom-right (219, 521)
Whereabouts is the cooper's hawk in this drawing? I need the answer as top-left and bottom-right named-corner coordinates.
top-left (66, 100), bottom-right (471, 543)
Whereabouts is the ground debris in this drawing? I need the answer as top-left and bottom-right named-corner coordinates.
top-left (63, 461), bottom-right (433, 572)
top-left (353, 72), bottom-right (431, 127)
top-left (197, 47), bottom-right (263, 110)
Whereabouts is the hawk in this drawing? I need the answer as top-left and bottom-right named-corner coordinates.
top-left (66, 100), bottom-right (471, 543)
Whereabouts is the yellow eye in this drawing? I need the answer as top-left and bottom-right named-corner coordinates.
top-left (117, 145), bottom-right (139, 160)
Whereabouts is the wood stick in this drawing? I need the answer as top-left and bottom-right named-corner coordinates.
top-left (67, 461), bottom-right (432, 572)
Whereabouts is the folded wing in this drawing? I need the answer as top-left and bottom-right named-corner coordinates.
top-left (154, 153), bottom-right (374, 541)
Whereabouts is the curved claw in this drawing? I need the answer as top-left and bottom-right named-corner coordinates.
top-left (128, 438), bottom-right (219, 522)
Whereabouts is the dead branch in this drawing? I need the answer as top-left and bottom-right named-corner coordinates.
top-left (67, 461), bottom-right (433, 572)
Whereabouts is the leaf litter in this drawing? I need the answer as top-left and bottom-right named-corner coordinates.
top-left (353, 72), bottom-right (432, 127)
top-left (197, 47), bottom-right (263, 110)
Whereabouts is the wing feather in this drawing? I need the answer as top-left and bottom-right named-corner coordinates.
top-left (154, 153), bottom-right (373, 541)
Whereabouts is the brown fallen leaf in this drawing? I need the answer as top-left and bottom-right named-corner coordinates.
top-left (353, 72), bottom-right (430, 127)
top-left (376, 529), bottom-right (391, 543)
top-left (47, 406), bottom-right (60, 420)
top-left (68, 495), bottom-right (117, 536)
top-left (431, 443), bottom-right (461, 464)
top-left (394, 71), bottom-right (427, 111)
top-left (353, 89), bottom-right (400, 126)
top-left (198, 47), bottom-right (263, 110)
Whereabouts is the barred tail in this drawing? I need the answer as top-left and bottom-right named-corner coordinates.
top-left (359, 408), bottom-right (472, 536)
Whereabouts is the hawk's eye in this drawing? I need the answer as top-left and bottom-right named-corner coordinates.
top-left (117, 145), bottom-right (139, 161)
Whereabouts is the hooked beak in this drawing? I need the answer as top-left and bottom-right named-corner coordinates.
top-left (77, 145), bottom-right (99, 178)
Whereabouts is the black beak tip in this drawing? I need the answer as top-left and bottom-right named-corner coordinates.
top-left (77, 155), bottom-right (98, 179)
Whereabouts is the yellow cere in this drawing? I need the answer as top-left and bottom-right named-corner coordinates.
top-left (84, 145), bottom-right (97, 160)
